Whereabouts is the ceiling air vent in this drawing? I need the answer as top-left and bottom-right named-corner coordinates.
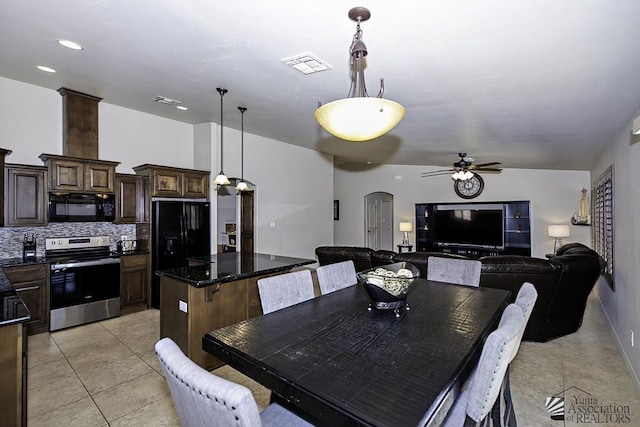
top-left (281, 52), bottom-right (332, 75)
top-left (154, 95), bottom-right (182, 106)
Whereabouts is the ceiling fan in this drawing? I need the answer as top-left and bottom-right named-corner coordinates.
top-left (420, 153), bottom-right (502, 179)
top-left (421, 153), bottom-right (503, 199)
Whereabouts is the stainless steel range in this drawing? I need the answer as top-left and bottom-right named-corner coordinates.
top-left (46, 235), bottom-right (120, 331)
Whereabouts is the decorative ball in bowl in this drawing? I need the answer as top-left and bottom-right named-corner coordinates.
top-left (356, 262), bottom-right (420, 311)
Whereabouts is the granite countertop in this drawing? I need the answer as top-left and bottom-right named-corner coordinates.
top-left (0, 269), bottom-right (30, 326)
top-left (156, 252), bottom-right (316, 288)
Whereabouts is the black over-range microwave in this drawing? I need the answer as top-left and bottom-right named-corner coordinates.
top-left (48, 193), bottom-right (116, 222)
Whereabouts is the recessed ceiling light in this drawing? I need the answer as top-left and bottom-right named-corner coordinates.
top-left (176, 105), bottom-right (188, 111)
top-left (37, 65), bottom-right (56, 73)
top-left (57, 39), bottom-right (84, 50)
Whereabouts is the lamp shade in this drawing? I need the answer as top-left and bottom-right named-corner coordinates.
top-left (213, 172), bottom-right (230, 186)
top-left (314, 97), bottom-right (405, 142)
top-left (548, 224), bottom-right (570, 238)
top-left (399, 222), bottom-right (413, 232)
top-left (235, 180), bottom-right (249, 191)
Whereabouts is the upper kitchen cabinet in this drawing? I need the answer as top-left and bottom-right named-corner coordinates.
top-left (0, 148), bottom-right (12, 227)
top-left (133, 164), bottom-right (209, 199)
top-left (4, 164), bottom-right (47, 226)
top-left (39, 154), bottom-right (119, 194)
top-left (115, 174), bottom-right (149, 224)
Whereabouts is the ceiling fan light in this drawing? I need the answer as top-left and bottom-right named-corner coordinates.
top-left (213, 171), bottom-right (230, 186)
top-left (462, 171), bottom-right (474, 180)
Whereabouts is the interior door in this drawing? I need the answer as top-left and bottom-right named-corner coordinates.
top-left (364, 192), bottom-right (394, 250)
top-left (240, 190), bottom-right (254, 255)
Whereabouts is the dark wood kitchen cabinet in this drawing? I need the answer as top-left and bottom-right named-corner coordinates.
top-left (133, 164), bottom-right (209, 199)
top-left (115, 174), bottom-right (149, 224)
top-left (2, 264), bottom-right (50, 335)
top-left (120, 254), bottom-right (149, 313)
top-left (182, 171), bottom-right (209, 198)
top-left (39, 153), bottom-right (119, 194)
top-left (0, 322), bottom-right (26, 427)
top-left (0, 148), bottom-right (12, 227)
top-left (4, 164), bottom-right (47, 227)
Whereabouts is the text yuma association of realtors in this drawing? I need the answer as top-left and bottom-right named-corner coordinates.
top-left (566, 396), bottom-right (631, 423)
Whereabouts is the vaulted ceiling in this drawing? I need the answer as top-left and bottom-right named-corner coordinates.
top-left (2, 1), bottom-right (640, 170)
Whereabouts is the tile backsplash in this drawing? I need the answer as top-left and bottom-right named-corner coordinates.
top-left (0, 223), bottom-right (136, 258)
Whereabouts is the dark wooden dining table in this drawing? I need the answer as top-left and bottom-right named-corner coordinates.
top-left (202, 278), bottom-right (511, 426)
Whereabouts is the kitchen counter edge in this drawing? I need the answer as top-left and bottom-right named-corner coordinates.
top-left (155, 258), bottom-right (316, 288)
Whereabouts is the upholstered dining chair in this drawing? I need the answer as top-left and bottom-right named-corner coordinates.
top-left (257, 269), bottom-right (315, 314)
top-left (427, 257), bottom-right (482, 287)
top-left (442, 303), bottom-right (525, 427)
top-left (316, 260), bottom-right (358, 295)
top-left (155, 338), bottom-right (314, 427)
top-left (513, 282), bottom-right (538, 356)
top-left (498, 282), bottom-right (538, 426)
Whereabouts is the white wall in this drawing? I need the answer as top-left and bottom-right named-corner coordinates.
top-left (0, 76), bottom-right (194, 171)
top-left (0, 78), bottom-right (335, 261)
top-left (241, 131), bottom-right (334, 260)
top-left (334, 164), bottom-right (591, 258)
top-left (0, 77), bottom-right (62, 163)
top-left (100, 103), bottom-right (194, 173)
top-left (591, 120), bottom-right (640, 386)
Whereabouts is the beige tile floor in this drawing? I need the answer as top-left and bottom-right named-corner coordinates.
top-left (27, 293), bottom-right (639, 426)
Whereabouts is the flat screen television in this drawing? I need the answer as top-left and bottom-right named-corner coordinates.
top-left (434, 204), bottom-right (504, 249)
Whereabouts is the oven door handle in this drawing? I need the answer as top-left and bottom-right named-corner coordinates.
top-left (51, 257), bottom-right (121, 270)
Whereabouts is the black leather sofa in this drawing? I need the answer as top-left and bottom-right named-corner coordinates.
top-left (314, 243), bottom-right (605, 342)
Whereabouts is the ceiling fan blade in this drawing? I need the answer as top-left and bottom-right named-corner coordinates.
top-left (421, 171), bottom-right (455, 178)
top-left (475, 168), bottom-right (503, 173)
top-left (420, 169), bottom-right (453, 176)
top-left (470, 161), bottom-right (501, 168)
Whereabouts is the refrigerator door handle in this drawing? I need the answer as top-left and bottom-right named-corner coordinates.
top-left (179, 214), bottom-right (185, 259)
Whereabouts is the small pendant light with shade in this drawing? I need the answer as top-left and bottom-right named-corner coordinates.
top-left (213, 87), bottom-right (231, 186)
top-left (235, 106), bottom-right (250, 192)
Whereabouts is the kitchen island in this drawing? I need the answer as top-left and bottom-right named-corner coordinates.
top-left (0, 269), bottom-right (30, 427)
top-left (156, 252), bottom-right (315, 369)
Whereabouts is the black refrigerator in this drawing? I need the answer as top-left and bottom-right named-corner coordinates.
top-left (151, 200), bottom-right (210, 308)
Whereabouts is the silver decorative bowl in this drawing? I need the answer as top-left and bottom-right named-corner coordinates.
top-left (357, 262), bottom-right (420, 315)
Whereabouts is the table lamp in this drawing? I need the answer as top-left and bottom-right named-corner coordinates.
top-left (548, 224), bottom-right (570, 254)
top-left (399, 222), bottom-right (413, 246)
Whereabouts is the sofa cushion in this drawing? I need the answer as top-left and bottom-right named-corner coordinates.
top-left (315, 246), bottom-right (374, 272)
top-left (371, 250), bottom-right (397, 268)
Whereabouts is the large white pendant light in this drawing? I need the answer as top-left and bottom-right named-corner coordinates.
top-left (213, 87), bottom-right (231, 186)
top-left (314, 7), bottom-right (405, 142)
top-left (235, 106), bottom-right (250, 192)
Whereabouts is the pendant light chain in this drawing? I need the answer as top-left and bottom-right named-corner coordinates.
top-left (218, 88), bottom-right (227, 170)
top-left (214, 87), bottom-right (231, 186)
top-left (236, 106), bottom-right (249, 192)
top-left (239, 107), bottom-right (246, 179)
